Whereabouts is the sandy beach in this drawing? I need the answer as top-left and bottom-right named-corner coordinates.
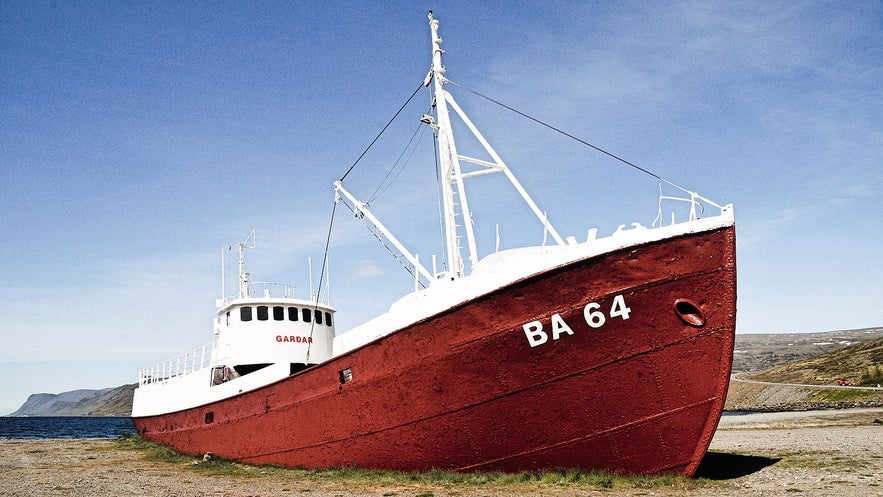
top-left (1, 408), bottom-right (880, 497)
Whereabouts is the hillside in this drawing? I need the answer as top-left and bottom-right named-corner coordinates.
top-left (9, 384), bottom-right (135, 417)
top-left (745, 335), bottom-right (883, 386)
top-left (731, 327), bottom-right (883, 372)
top-left (726, 334), bottom-right (883, 411)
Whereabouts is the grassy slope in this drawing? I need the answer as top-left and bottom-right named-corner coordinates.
top-left (744, 337), bottom-right (883, 386)
top-left (726, 337), bottom-right (883, 410)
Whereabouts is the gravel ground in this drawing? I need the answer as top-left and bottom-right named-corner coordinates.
top-left (1, 408), bottom-right (881, 497)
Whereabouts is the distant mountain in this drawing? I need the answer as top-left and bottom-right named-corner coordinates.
top-left (732, 327), bottom-right (883, 372)
top-left (745, 335), bottom-right (883, 386)
top-left (8, 384), bottom-right (136, 416)
top-left (726, 332), bottom-right (883, 411)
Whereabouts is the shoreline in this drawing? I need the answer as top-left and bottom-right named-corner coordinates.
top-left (718, 406), bottom-right (883, 426)
top-left (1, 408), bottom-right (880, 496)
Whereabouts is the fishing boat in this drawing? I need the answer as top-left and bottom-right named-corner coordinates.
top-left (132, 12), bottom-right (736, 476)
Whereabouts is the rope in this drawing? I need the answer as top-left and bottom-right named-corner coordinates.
top-left (444, 79), bottom-right (693, 195)
top-left (306, 197), bottom-right (339, 363)
top-left (368, 121), bottom-right (428, 203)
top-left (338, 82), bottom-right (426, 183)
top-left (311, 79), bottom-right (431, 355)
top-left (336, 196), bottom-right (427, 289)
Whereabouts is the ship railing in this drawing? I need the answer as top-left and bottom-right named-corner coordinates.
top-left (653, 186), bottom-right (727, 228)
top-left (218, 281), bottom-right (299, 306)
top-left (138, 342), bottom-right (216, 386)
top-left (249, 281), bottom-right (298, 299)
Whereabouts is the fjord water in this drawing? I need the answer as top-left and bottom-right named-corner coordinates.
top-left (0, 416), bottom-right (135, 439)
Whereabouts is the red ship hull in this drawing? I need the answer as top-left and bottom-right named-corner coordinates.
top-left (132, 225), bottom-right (736, 476)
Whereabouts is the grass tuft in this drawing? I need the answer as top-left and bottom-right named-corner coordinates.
top-left (115, 435), bottom-right (712, 490)
top-left (808, 388), bottom-right (875, 402)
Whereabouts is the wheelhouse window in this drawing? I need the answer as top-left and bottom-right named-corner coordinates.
top-left (240, 306), bottom-right (252, 322)
top-left (325, 312), bottom-right (333, 326)
top-left (273, 306), bottom-right (284, 321)
top-left (316, 311), bottom-right (323, 325)
top-left (288, 307), bottom-right (299, 321)
top-left (301, 308), bottom-right (311, 322)
top-left (257, 305), bottom-right (269, 321)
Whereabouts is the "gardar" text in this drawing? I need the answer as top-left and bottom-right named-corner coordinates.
top-left (276, 335), bottom-right (314, 343)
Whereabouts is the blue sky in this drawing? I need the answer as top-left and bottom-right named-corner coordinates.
top-left (1, 1), bottom-right (881, 415)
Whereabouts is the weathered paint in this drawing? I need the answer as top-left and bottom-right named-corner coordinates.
top-left (132, 226), bottom-right (736, 476)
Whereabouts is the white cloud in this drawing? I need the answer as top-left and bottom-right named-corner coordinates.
top-left (347, 259), bottom-right (386, 280)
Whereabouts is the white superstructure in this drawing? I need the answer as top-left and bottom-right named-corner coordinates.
top-left (132, 236), bottom-right (335, 417)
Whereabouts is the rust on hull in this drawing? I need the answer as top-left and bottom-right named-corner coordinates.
top-left (133, 225), bottom-right (736, 476)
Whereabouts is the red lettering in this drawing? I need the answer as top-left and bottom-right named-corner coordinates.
top-left (275, 335), bottom-right (315, 344)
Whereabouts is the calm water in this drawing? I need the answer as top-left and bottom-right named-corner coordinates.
top-left (0, 413), bottom-right (744, 439)
top-left (0, 416), bottom-right (135, 439)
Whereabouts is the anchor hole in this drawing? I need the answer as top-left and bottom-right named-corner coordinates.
top-left (674, 299), bottom-right (705, 327)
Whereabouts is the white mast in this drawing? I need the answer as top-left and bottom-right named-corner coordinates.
top-left (334, 12), bottom-right (566, 289)
top-left (427, 11), bottom-right (565, 276)
top-left (429, 11), bottom-right (475, 277)
top-left (220, 230), bottom-right (256, 301)
top-left (236, 230), bottom-right (256, 299)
